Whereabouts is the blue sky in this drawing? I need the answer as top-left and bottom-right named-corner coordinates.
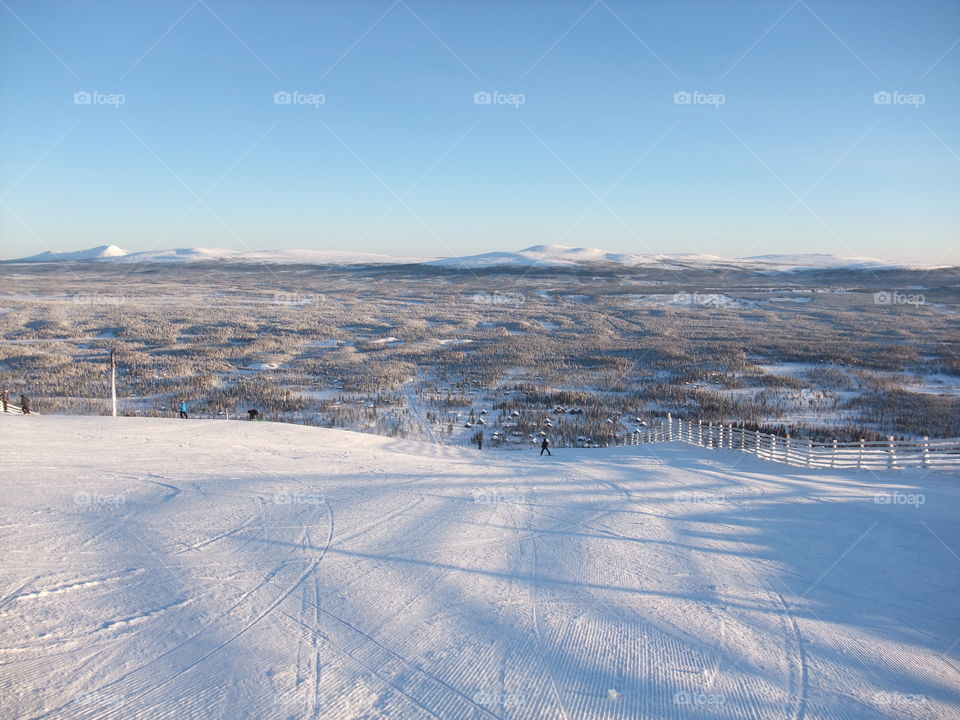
top-left (2, 0), bottom-right (958, 263)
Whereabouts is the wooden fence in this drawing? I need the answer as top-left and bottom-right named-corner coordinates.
top-left (622, 415), bottom-right (960, 472)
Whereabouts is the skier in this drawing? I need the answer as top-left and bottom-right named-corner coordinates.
top-left (179, 400), bottom-right (188, 419)
top-left (540, 437), bottom-right (551, 456)
top-left (477, 432), bottom-right (483, 450)
top-left (20, 394), bottom-right (30, 415)
top-left (1, 389), bottom-right (7, 413)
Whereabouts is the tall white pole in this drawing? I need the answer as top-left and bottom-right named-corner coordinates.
top-left (110, 350), bottom-right (117, 417)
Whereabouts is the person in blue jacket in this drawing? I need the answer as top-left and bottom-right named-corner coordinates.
top-left (179, 400), bottom-right (188, 419)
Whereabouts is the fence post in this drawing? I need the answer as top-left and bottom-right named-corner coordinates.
top-left (922, 437), bottom-right (930, 469)
top-left (806, 438), bottom-right (812, 467)
top-left (697, 420), bottom-right (703, 447)
top-left (707, 422), bottom-right (714, 448)
top-left (677, 418), bottom-right (683, 443)
top-left (888, 436), bottom-right (897, 470)
top-left (785, 434), bottom-right (792, 465)
top-left (831, 439), bottom-right (837, 468)
top-left (727, 424), bottom-right (733, 449)
top-left (770, 434), bottom-right (777, 461)
top-left (858, 439), bottom-right (865, 470)
top-left (667, 413), bottom-right (673, 442)
top-left (754, 430), bottom-right (760, 457)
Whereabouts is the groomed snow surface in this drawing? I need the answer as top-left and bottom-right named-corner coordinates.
top-left (2, 416), bottom-right (958, 719)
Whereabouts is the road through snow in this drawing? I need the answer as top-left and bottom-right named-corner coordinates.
top-left (1, 415), bottom-right (958, 719)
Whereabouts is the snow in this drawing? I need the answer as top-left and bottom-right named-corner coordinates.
top-left (426, 245), bottom-right (948, 271)
top-left (742, 253), bottom-right (944, 271)
top-left (4, 244), bottom-right (951, 270)
top-left (904, 373), bottom-right (960, 397)
top-left (2, 415), bottom-right (958, 719)
top-left (767, 296), bottom-right (813, 303)
top-left (2, 246), bottom-right (432, 266)
top-left (427, 245), bottom-right (732, 269)
top-left (5, 244), bottom-right (129, 263)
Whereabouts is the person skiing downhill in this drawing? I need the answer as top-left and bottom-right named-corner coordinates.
top-left (179, 400), bottom-right (188, 419)
top-left (540, 437), bottom-right (551, 456)
top-left (20, 394), bottom-right (30, 415)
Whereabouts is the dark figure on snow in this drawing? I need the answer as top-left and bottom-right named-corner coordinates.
top-left (540, 438), bottom-right (551, 456)
top-left (20, 394), bottom-right (30, 415)
top-left (477, 432), bottom-right (483, 450)
top-left (179, 400), bottom-right (188, 419)
top-left (248, 409), bottom-right (260, 421)
top-left (1, 389), bottom-right (8, 413)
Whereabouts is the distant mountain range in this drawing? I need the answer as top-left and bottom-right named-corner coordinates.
top-left (426, 245), bottom-right (944, 271)
top-left (2, 243), bottom-right (948, 271)
top-left (4, 245), bottom-right (432, 266)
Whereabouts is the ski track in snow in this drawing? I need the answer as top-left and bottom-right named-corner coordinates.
top-left (0, 415), bottom-right (958, 719)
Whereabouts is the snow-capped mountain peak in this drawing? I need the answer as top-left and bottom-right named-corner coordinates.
top-left (9, 244), bottom-right (130, 263)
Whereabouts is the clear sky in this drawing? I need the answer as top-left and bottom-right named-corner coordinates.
top-left (2, 0), bottom-right (958, 263)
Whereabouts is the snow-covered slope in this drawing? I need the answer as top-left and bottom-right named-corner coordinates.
top-left (427, 244), bottom-right (945, 271)
top-left (2, 414), bottom-right (958, 719)
top-left (742, 253), bottom-right (911, 270)
top-left (8, 244), bottom-right (130, 263)
top-left (427, 244), bottom-right (732, 269)
top-left (110, 247), bottom-right (433, 265)
top-left (4, 243), bottom-right (946, 270)
top-left (2, 246), bottom-right (432, 266)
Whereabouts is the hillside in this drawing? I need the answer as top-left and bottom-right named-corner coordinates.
top-left (1, 415), bottom-right (958, 719)
top-left (4, 243), bottom-right (947, 271)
